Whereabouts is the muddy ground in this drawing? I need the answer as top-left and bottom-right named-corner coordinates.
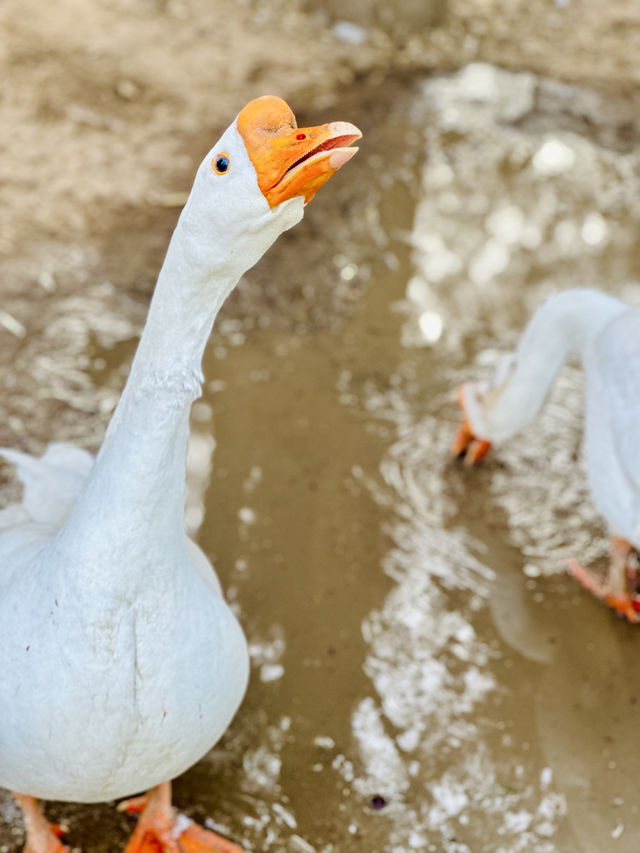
top-left (2, 1), bottom-right (640, 851)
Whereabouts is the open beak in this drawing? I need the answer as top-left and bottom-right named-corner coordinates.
top-left (237, 96), bottom-right (361, 206)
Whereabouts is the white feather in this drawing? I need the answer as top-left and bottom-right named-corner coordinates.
top-left (0, 442), bottom-right (93, 526)
top-left (585, 307), bottom-right (640, 543)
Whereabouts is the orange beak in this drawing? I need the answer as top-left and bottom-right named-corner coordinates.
top-left (236, 96), bottom-right (361, 207)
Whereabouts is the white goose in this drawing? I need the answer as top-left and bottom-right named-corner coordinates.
top-left (452, 289), bottom-right (640, 622)
top-left (0, 96), bottom-right (360, 853)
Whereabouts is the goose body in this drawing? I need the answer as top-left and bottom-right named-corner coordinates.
top-left (453, 289), bottom-right (640, 620)
top-left (582, 306), bottom-right (640, 547)
top-left (0, 97), bottom-right (360, 850)
top-left (0, 448), bottom-right (246, 802)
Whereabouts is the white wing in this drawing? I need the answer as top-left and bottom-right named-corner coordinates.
top-left (594, 308), bottom-right (640, 496)
top-left (0, 441), bottom-right (94, 528)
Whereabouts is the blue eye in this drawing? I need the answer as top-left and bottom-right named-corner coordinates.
top-left (213, 154), bottom-right (230, 174)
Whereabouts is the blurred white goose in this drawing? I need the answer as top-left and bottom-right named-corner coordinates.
top-left (0, 96), bottom-right (360, 853)
top-left (452, 289), bottom-right (640, 623)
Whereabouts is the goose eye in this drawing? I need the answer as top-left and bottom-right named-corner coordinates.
top-left (213, 154), bottom-right (230, 175)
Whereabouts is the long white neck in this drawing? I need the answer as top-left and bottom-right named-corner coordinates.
top-left (57, 218), bottom-right (236, 564)
top-left (469, 289), bottom-right (626, 443)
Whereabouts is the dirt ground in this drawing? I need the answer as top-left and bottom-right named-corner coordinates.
top-left (3, 0), bottom-right (640, 262)
top-left (2, 0), bottom-right (640, 851)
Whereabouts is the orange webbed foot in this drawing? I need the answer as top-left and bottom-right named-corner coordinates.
top-left (568, 557), bottom-right (640, 623)
top-left (24, 840), bottom-right (70, 853)
top-left (24, 836), bottom-right (70, 853)
top-left (451, 386), bottom-right (492, 465)
top-left (12, 793), bottom-right (70, 853)
top-left (604, 593), bottom-right (640, 624)
top-left (120, 783), bottom-right (244, 853)
top-left (177, 822), bottom-right (245, 853)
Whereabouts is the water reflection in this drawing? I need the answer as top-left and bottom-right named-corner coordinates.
top-left (197, 61), bottom-right (640, 848)
top-left (346, 387), bottom-right (570, 850)
top-left (339, 63), bottom-right (640, 851)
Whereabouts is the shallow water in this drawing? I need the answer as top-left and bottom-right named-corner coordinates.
top-left (4, 65), bottom-right (640, 852)
top-left (178, 67), bottom-right (640, 852)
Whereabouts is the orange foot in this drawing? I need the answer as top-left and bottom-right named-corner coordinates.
top-left (568, 557), bottom-right (640, 624)
top-left (11, 793), bottom-right (70, 853)
top-left (120, 782), bottom-right (244, 853)
top-left (451, 386), bottom-right (492, 465)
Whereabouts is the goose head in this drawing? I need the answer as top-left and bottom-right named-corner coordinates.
top-left (452, 354), bottom-right (518, 464)
top-left (177, 95), bottom-right (361, 282)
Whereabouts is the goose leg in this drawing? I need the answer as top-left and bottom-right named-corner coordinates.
top-left (451, 387), bottom-right (492, 465)
top-left (119, 781), bottom-right (244, 853)
top-left (568, 536), bottom-right (640, 623)
top-left (12, 793), bottom-right (70, 853)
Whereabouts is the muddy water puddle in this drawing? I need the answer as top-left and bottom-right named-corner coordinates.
top-left (193, 67), bottom-right (640, 853)
top-left (4, 66), bottom-right (640, 852)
